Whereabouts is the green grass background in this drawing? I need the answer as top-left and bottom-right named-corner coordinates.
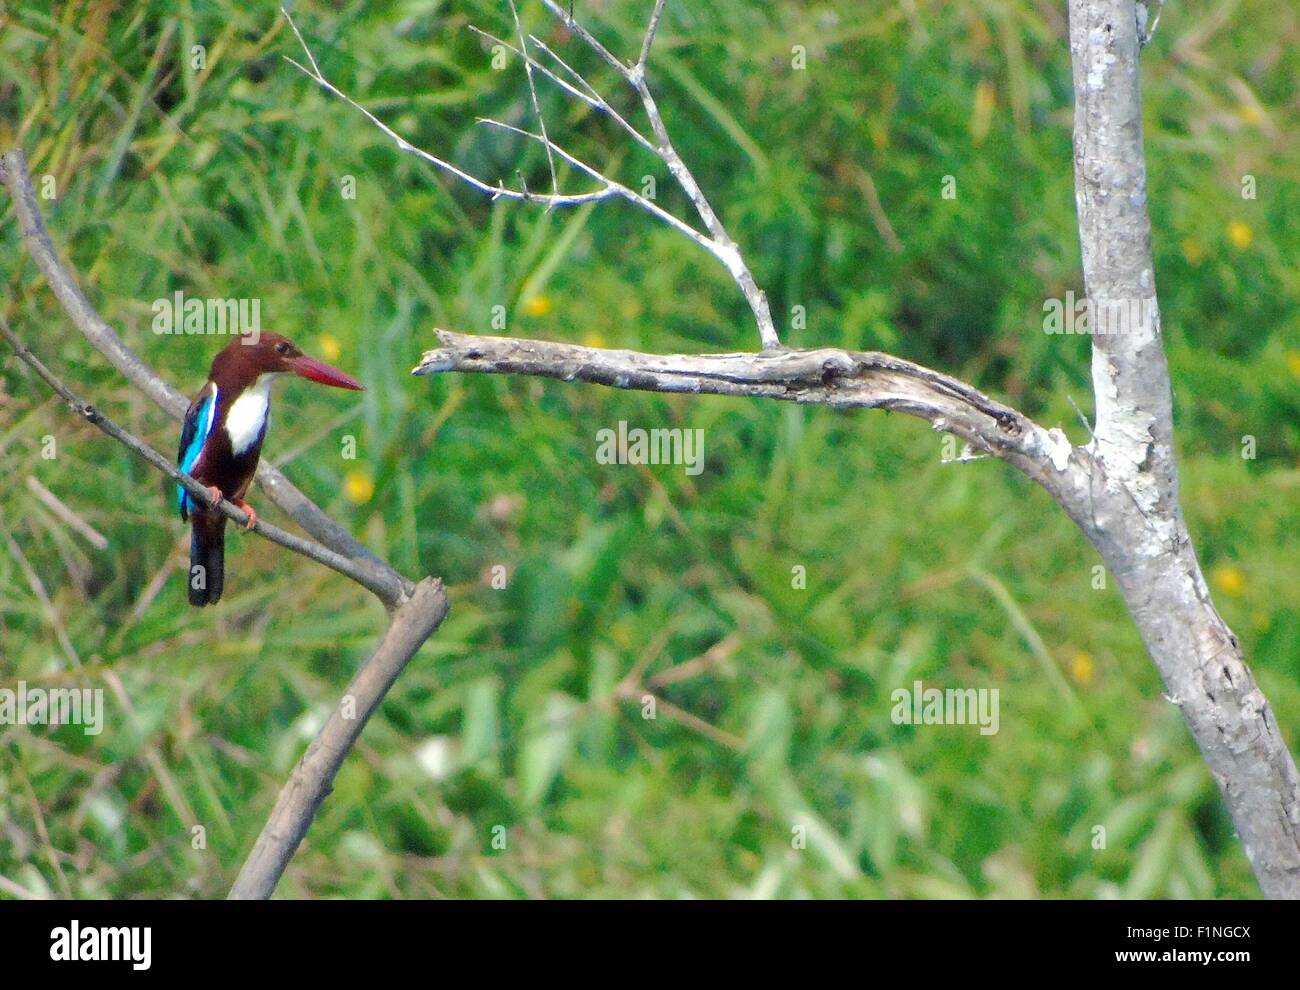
top-left (0, 0), bottom-right (1297, 898)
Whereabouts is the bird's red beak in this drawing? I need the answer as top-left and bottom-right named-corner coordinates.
top-left (289, 354), bottom-right (364, 391)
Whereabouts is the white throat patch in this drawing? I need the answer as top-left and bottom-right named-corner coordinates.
top-left (224, 374), bottom-right (277, 455)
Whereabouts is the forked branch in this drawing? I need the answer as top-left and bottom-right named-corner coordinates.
top-left (0, 148), bottom-right (404, 604)
top-left (282, 3), bottom-right (779, 348)
top-left (311, 1), bottom-right (1300, 897)
top-left (0, 147), bottom-right (449, 900)
top-left (0, 316), bottom-right (402, 603)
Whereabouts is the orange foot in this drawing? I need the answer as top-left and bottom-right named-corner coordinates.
top-left (205, 485), bottom-right (224, 506)
top-left (233, 499), bottom-right (258, 531)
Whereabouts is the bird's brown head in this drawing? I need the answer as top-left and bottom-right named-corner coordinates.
top-left (212, 332), bottom-right (364, 390)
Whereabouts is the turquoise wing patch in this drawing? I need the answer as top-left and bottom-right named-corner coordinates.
top-left (177, 385), bottom-right (218, 514)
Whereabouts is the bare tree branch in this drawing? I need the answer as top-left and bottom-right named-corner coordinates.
top-left (462, 113), bottom-right (746, 288)
top-left (540, 0), bottom-right (778, 348)
top-left (507, 0), bottom-right (558, 197)
top-left (0, 148), bottom-right (405, 605)
top-left (275, 1), bottom-right (1300, 897)
top-left (1066, 0), bottom-right (1300, 898)
top-left (0, 146), bottom-right (452, 899)
top-left (282, 4), bottom-right (780, 349)
top-left (636, 0), bottom-right (668, 72)
top-left (281, 15), bottom-right (614, 211)
top-left (408, 2), bottom-right (1300, 897)
top-left (467, 26), bottom-right (658, 156)
top-left (414, 328), bottom-right (1077, 489)
top-left (228, 576), bottom-right (448, 899)
top-left (0, 316), bottom-right (405, 604)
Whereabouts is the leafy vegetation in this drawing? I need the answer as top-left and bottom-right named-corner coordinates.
top-left (0, 0), bottom-right (1296, 898)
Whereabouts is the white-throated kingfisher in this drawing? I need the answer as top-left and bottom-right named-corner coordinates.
top-left (177, 332), bottom-right (364, 606)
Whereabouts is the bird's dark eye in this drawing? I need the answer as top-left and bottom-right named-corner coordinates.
top-left (275, 342), bottom-right (291, 355)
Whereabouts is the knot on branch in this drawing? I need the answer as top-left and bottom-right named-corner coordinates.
top-left (819, 354), bottom-right (857, 384)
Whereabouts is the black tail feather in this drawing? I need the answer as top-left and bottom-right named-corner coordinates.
top-left (188, 513), bottom-right (226, 606)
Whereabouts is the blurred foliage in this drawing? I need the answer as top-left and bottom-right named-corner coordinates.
top-left (0, 0), bottom-right (1297, 898)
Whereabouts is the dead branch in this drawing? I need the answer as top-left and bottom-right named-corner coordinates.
top-left (282, 3), bottom-right (779, 348)
top-left (309, 1), bottom-right (1300, 896)
top-left (0, 146), bottom-right (451, 901)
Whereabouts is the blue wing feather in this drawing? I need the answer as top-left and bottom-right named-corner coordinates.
top-left (177, 384), bottom-right (217, 518)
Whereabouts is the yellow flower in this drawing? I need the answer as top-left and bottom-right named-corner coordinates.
top-left (523, 295), bottom-right (553, 317)
top-left (1237, 103), bottom-right (1263, 125)
top-left (1285, 351), bottom-right (1300, 380)
top-left (1227, 221), bottom-right (1252, 250)
top-left (344, 469), bottom-right (374, 505)
top-left (582, 331), bottom-right (606, 348)
top-left (610, 619), bottom-right (633, 647)
top-left (971, 79), bottom-right (995, 145)
top-left (1180, 239), bottom-right (1204, 266)
top-left (869, 119), bottom-right (890, 153)
top-left (318, 334), bottom-right (341, 361)
top-left (1070, 651), bottom-right (1095, 687)
top-left (1211, 564), bottom-right (1246, 598)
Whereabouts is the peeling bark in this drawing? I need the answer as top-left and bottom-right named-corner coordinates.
top-left (1067, 0), bottom-right (1300, 897)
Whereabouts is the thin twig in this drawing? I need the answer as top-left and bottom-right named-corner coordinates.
top-left (538, 0), bottom-right (778, 348)
top-left (284, 3), bottom-right (781, 350)
top-left (468, 25), bottom-right (658, 155)
top-left (0, 315), bottom-right (405, 604)
top-left (0, 145), bottom-right (452, 900)
top-left (507, 0), bottom-right (558, 197)
top-left (850, 165), bottom-right (903, 254)
top-left (636, 0), bottom-right (668, 73)
top-left (25, 475), bottom-right (109, 550)
top-left (281, 9), bottom-right (612, 208)
top-left (471, 116), bottom-right (728, 262)
top-left (1, 523), bottom-right (80, 667)
top-left (0, 148), bottom-right (405, 601)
